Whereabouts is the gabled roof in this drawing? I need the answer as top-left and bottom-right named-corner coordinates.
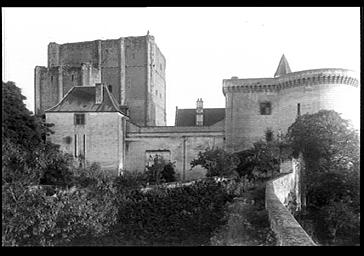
top-left (175, 108), bottom-right (225, 127)
top-left (45, 86), bottom-right (127, 115)
top-left (274, 54), bottom-right (291, 77)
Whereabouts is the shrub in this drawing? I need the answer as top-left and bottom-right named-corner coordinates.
top-left (2, 185), bottom-right (118, 246)
top-left (2, 159), bottom-right (118, 246)
top-left (190, 147), bottom-right (239, 178)
top-left (234, 140), bottom-right (281, 181)
top-left (145, 155), bottom-right (177, 184)
top-left (113, 179), bottom-right (234, 245)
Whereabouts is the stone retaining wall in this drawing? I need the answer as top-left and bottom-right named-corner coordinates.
top-left (265, 173), bottom-right (316, 246)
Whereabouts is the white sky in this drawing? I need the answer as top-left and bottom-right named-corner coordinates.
top-left (2, 7), bottom-right (360, 126)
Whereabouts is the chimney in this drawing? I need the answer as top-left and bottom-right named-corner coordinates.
top-left (95, 83), bottom-right (104, 104)
top-left (196, 98), bottom-right (203, 126)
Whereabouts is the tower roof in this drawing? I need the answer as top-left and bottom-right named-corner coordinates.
top-left (274, 54), bottom-right (291, 77)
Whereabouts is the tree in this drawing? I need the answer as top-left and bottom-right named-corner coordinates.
top-left (2, 81), bottom-right (50, 150)
top-left (287, 110), bottom-right (360, 245)
top-left (287, 110), bottom-right (359, 174)
top-left (2, 81), bottom-right (72, 187)
top-left (234, 140), bottom-right (281, 181)
top-left (145, 155), bottom-right (176, 184)
top-left (190, 147), bottom-right (239, 178)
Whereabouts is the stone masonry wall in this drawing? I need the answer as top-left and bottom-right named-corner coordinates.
top-left (224, 69), bottom-right (359, 152)
top-left (46, 112), bottom-right (126, 175)
top-left (125, 124), bottom-right (224, 180)
top-left (265, 159), bottom-right (315, 246)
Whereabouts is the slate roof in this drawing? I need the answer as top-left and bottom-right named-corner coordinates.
top-left (175, 108), bottom-right (225, 127)
top-left (45, 86), bottom-right (128, 115)
top-left (274, 54), bottom-right (292, 77)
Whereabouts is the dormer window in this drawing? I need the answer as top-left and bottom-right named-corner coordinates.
top-left (260, 102), bottom-right (272, 115)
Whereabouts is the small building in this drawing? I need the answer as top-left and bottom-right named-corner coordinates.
top-left (45, 83), bottom-right (128, 175)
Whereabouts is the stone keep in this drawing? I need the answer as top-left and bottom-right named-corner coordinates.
top-left (35, 35), bottom-right (167, 126)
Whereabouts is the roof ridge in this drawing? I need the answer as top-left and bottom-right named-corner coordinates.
top-left (45, 86), bottom-right (76, 112)
top-left (104, 86), bottom-right (121, 112)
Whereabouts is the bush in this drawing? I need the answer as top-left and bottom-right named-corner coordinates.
top-left (234, 140), bottom-right (281, 181)
top-left (113, 179), bottom-right (234, 245)
top-left (2, 160), bottom-right (118, 246)
top-left (190, 147), bottom-right (239, 178)
top-left (2, 185), bottom-right (118, 246)
top-left (145, 155), bottom-right (177, 184)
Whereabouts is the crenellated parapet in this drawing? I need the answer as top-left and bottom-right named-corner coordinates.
top-left (223, 68), bottom-right (359, 95)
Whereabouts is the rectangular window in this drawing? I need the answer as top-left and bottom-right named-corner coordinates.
top-left (74, 113), bottom-right (85, 125)
top-left (74, 134), bottom-right (78, 157)
top-left (83, 134), bottom-right (86, 159)
top-left (297, 103), bottom-right (301, 116)
top-left (265, 130), bottom-right (273, 142)
top-left (71, 75), bottom-right (74, 81)
top-left (108, 85), bottom-right (113, 93)
top-left (260, 102), bottom-right (272, 115)
top-left (145, 150), bottom-right (171, 167)
top-left (51, 76), bottom-right (53, 82)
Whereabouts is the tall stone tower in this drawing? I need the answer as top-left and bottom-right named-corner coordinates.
top-left (34, 34), bottom-right (167, 126)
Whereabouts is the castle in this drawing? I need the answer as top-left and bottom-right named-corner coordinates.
top-left (35, 34), bottom-right (360, 180)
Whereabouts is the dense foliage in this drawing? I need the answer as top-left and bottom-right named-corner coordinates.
top-left (112, 178), bottom-right (234, 245)
top-left (190, 147), bottom-right (240, 178)
top-left (2, 81), bottom-right (53, 150)
top-left (145, 155), bottom-right (177, 184)
top-left (234, 140), bottom-right (281, 181)
top-left (287, 110), bottom-right (360, 245)
top-left (2, 81), bottom-right (70, 186)
top-left (191, 142), bottom-right (281, 181)
top-left (2, 144), bottom-right (118, 246)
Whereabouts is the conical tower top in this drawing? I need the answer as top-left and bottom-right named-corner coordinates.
top-left (274, 54), bottom-right (291, 77)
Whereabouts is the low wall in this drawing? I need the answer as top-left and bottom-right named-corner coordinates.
top-left (265, 172), bottom-right (316, 246)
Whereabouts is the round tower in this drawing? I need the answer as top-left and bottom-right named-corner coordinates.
top-left (223, 55), bottom-right (359, 152)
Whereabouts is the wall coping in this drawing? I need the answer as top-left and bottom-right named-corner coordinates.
top-left (265, 173), bottom-right (316, 246)
top-left (223, 68), bottom-right (359, 95)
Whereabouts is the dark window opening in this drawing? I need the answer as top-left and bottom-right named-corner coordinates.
top-left (83, 134), bottom-right (86, 160)
top-left (74, 134), bottom-right (77, 157)
top-left (74, 114), bottom-right (85, 125)
top-left (260, 102), bottom-right (272, 115)
top-left (265, 130), bottom-right (273, 142)
top-left (71, 75), bottom-right (74, 81)
top-left (108, 85), bottom-right (113, 93)
top-left (51, 76), bottom-right (53, 82)
top-left (297, 103), bottom-right (301, 116)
